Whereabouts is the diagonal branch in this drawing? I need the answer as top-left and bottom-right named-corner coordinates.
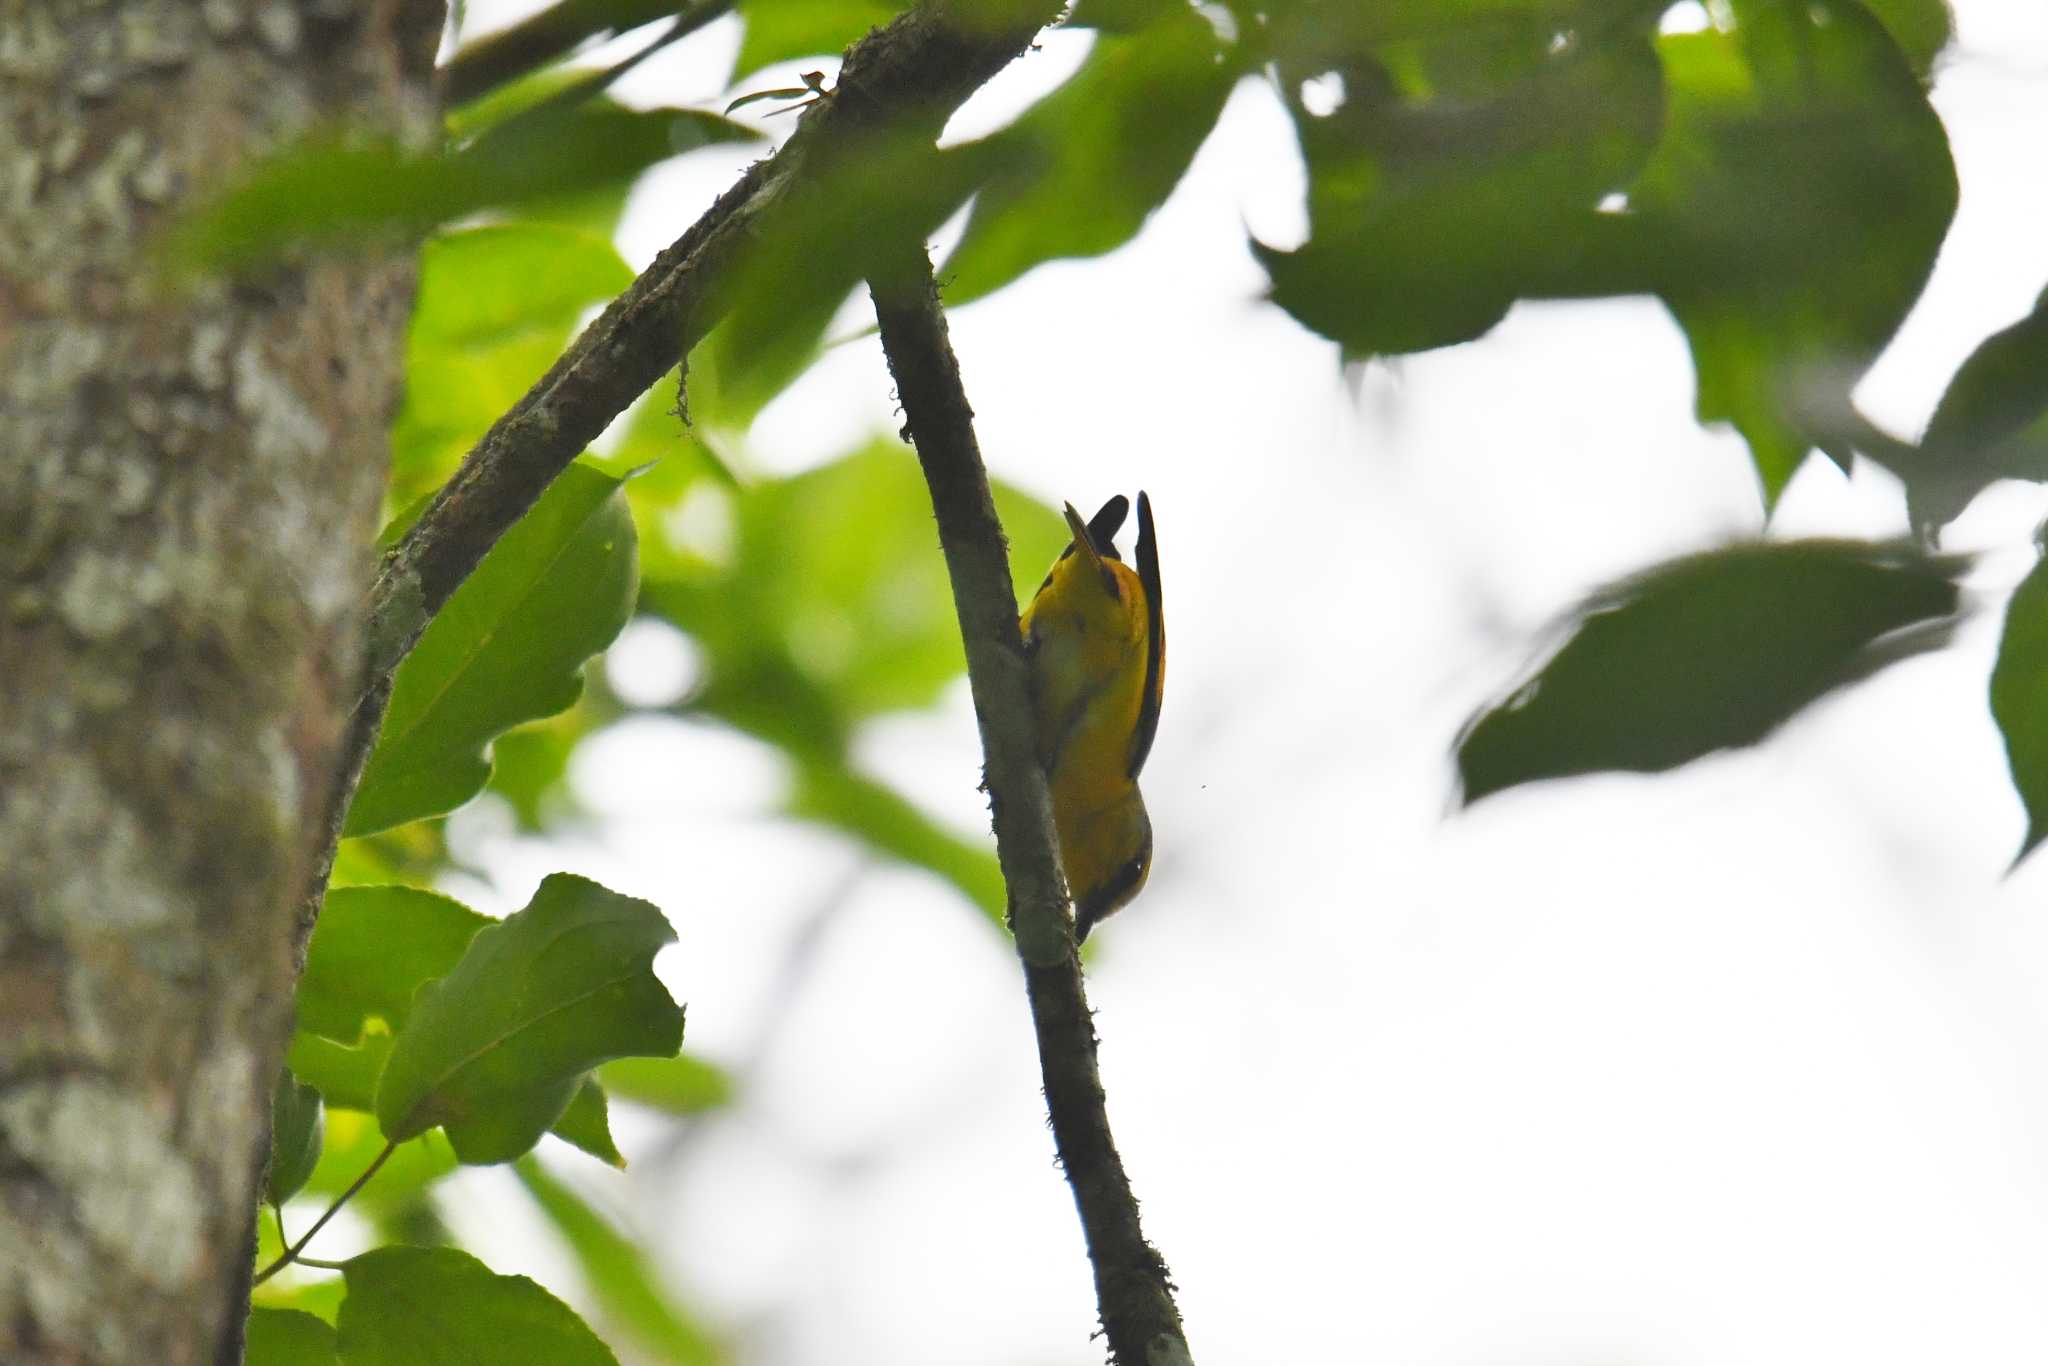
top-left (868, 246), bottom-right (1195, 1366)
top-left (297, 0), bottom-right (1067, 933)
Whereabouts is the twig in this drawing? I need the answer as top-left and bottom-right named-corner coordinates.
top-left (251, 1141), bottom-right (399, 1287)
top-left (868, 246), bottom-right (1194, 1366)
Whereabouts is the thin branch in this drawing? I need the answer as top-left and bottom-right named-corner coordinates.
top-left (295, 0), bottom-right (1067, 941)
top-left (868, 246), bottom-right (1194, 1366)
top-left (251, 1140), bottom-right (399, 1286)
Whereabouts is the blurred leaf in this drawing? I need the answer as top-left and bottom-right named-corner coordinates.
top-left (791, 762), bottom-right (1005, 922)
top-left (1458, 539), bottom-right (1965, 802)
top-left (682, 132), bottom-right (981, 431)
top-left (551, 1078), bottom-right (626, 1167)
top-left (940, 11), bottom-right (1239, 304)
top-left (1858, 0), bottom-right (1953, 81)
top-left (1629, 1), bottom-right (1956, 500)
top-left (338, 1247), bottom-right (616, 1365)
top-left (169, 102), bottom-right (758, 276)
top-left (1256, 10), bottom-right (1664, 354)
top-left (267, 1072), bottom-right (325, 1206)
top-left (514, 1157), bottom-right (723, 1365)
top-left (1064, 0), bottom-right (1190, 33)
top-left (444, 0), bottom-right (707, 106)
top-left (597, 1053), bottom-right (735, 1114)
top-left (732, 0), bottom-right (905, 82)
top-left (415, 224), bottom-right (633, 349)
top-left (346, 463), bottom-right (637, 837)
top-left (391, 222), bottom-right (633, 501)
top-left (487, 709), bottom-right (594, 832)
top-left (376, 874), bottom-right (684, 1164)
top-left (1992, 553), bottom-right (2048, 861)
top-left (1905, 284), bottom-right (2048, 534)
top-left (246, 1307), bottom-right (338, 1365)
top-left (640, 441), bottom-right (1067, 757)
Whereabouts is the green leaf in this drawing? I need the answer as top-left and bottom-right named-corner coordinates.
top-left (346, 463), bottom-right (638, 836)
top-left (443, 0), bottom-right (694, 107)
top-left (514, 1158), bottom-right (723, 1365)
top-left (1629, 1), bottom-right (1956, 500)
top-left (391, 223), bottom-right (633, 506)
top-left (732, 0), bottom-right (905, 82)
top-left (1992, 553), bottom-right (2048, 861)
top-left (288, 1029), bottom-right (393, 1115)
top-left (1905, 284), bottom-right (2048, 534)
top-left (412, 224), bottom-right (633, 350)
top-left (1858, 0), bottom-right (1953, 82)
top-left (1458, 539), bottom-right (1965, 803)
top-left (246, 1307), bottom-right (339, 1366)
top-left (267, 1071), bottom-right (325, 1206)
top-left (940, 12), bottom-right (1240, 305)
top-left (639, 441), bottom-right (1069, 756)
top-left (597, 1054), bottom-right (734, 1114)
top-left (791, 762), bottom-right (1005, 923)
top-left (338, 1246), bottom-right (617, 1365)
top-left (375, 874), bottom-right (684, 1165)
top-left (299, 887), bottom-right (494, 1046)
top-left (1256, 15), bottom-right (1665, 354)
top-left (550, 1078), bottom-right (625, 1167)
top-left (168, 102), bottom-right (758, 275)
top-left (681, 134), bottom-right (981, 430)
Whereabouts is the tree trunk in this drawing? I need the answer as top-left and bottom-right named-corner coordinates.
top-left (0, 2), bottom-right (440, 1359)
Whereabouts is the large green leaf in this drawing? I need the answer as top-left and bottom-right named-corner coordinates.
top-left (940, 11), bottom-right (1240, 305)
top-left (376, 875), bottom-right (683, 1165)
top-left (791, 762), bottom-right (1005, 922)
top-left (640, 441), bottom-right (1068, 757)
top-left (337, 1247), bottom-right (616, 1365)
top-left (1628, 0), bottom-right (1956, 501)
top-left (346, 463), bottom-right (637, 837)
top-left (169, 101), bottom-right (757, 275)
top-left (267, 1071), bottom-right (325, 1206)
top-left (246, 1307), bottom-right (339, 1366)
top-left (1458, 539), bottom-right (1965, 802)
top-left (515, 1158), bottom-right (723, 1365)
top-left (1992, 554), bottom-right (2048, 861)
top-left (1904, 284), bottom-right (2048, 535)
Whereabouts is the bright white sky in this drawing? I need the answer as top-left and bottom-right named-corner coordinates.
top-left (410, 4), bottom-right (2048, 1363)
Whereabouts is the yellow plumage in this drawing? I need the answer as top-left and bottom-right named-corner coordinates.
top-left (1019, 493), bottom-right (1164, 941)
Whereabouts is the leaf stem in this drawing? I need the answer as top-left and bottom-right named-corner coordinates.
top-left (250, 1140), bottom-right (398, 1287)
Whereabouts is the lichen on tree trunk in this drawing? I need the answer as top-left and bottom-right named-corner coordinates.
top-left (0, 1), bottom-right (442, 1359)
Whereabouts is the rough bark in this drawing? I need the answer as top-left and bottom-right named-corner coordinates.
top-left (0, 2), bottom-right (440, 1360)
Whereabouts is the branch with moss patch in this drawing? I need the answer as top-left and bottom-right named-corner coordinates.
top-left (868, 245), bottom-right (1194, 1366)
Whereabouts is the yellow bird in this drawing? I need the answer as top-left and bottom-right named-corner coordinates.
top-left (1019, 492), bottom-right (1165, 942)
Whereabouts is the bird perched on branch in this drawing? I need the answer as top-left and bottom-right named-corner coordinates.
top-left (1020, 492), bottom-right (1164, 942)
